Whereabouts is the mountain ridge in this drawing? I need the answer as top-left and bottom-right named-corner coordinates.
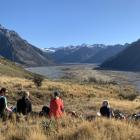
top-left (0, 25), bottom-right (53, 66)
top-left (100, 39), bottom-right (140, 71)
top-left (44, 44), bottom-right (126, 64)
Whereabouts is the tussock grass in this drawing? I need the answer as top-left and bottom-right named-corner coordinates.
top-left (0, 116), bottom-right (139, 140)
top-left (0, 76), bottom-right (140, 140)
top-left (57, 119), bottom-right (140, 140)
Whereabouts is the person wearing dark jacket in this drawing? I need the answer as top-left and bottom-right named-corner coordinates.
top-left (100, 100), bottom-right (112, 118)
top-left (16, 91), bottom-right (32, 115)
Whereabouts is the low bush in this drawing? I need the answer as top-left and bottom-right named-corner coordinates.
top-left (118, 92), bottom-right (139, 101)
top-left (32, 74), bottom-right (44, 88)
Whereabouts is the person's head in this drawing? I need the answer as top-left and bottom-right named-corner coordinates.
top-left (0, 88), bottom-right (8, 96)
top-left (102, 100), bottom-right (110, 108)
top-left (22, 90), bottom-right (30, 99)
top-left (53, 91), bottom-right (60, 99)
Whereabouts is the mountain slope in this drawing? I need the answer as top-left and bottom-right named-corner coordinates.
top-left (100, 39), bottom-right (140, 71)
top-left (85, 45), bottom-right (125, 63)
top-left (0, 24), bottom-right (53, 66)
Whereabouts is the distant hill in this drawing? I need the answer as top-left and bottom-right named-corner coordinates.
top-left (0, 24), bottom-right (53, 66)
top-left (0, 57), bottom-right (32, 78)
top-left (44, 44), bottom-right (126, 64)
top-left (100, 39), bottom-right (140, 71)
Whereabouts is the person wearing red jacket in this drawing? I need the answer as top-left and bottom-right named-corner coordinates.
top-left (49, 91), bottom-right (64, 119)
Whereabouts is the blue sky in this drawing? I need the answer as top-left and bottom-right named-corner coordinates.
top-left (0, 0), bottom-right (140, 48)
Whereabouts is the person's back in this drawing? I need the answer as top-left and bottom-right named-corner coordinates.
top-left (17, 91), bottom-right (32, 115)
top-left (50, 92), bottom-right (64, 119)
top-left (100, 106), bottom-right (110, 118)
top-left (100, 100), bottom-right (111, 118)
top-left (17, 98), bottom-right (32, 115)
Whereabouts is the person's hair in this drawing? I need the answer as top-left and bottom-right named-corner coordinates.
top-left (53, 91), bottom-right (60, 98)
top-left (0, 88), bottom-right (7, 94)
top-left (102, 100), bottom-right (110, 108)
top-left (21, 90), bottom-right (30, 98)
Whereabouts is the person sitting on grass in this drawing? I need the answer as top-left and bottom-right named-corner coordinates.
top-left (49, 91), bottom-right (64, 119)
top-left (16, 90), bottom-right (32, 116)
top-left (0, 88), bottom-right (12, 121)
top-left (39, 105), bottom-right (50, 117)
top-left (100, 100), bottom-right (113, 118)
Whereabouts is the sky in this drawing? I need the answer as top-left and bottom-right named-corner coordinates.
top-left (0, 0), bottom-right (140, 48)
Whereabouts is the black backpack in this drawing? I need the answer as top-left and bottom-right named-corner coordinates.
top-left (0, 97), bottom-right (6, 113)
top-left (42, 106), bottom-right (50, 114)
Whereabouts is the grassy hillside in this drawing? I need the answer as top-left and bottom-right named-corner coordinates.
top-left (0, 75), bottom-right (140, 140)
top-left (0, 57), bottom-right (32, 78)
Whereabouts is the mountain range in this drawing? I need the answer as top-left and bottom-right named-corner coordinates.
top-left (0, 24), bottom-right (52, 66)
top-left (1, 24), bottom-right (139, 72)
top-left (43, 44), bottom-right (126, 64)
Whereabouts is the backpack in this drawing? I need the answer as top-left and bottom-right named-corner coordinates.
top-left (42, 106), bottom-right (50, 115)
top-left (0, 97), bottom-right (6, 113)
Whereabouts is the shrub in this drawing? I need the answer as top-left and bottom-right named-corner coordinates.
top-left (87, 76), bottom-right (117, 85)
top-left (118, 92), bottom-right (139, 101)
top-left (88, 77), bottom-right (98, 83)
top-left (87, 77), bottom-right (106, 85)
top-left (87, 93), bottom-right (96, 98)
top-left (32, 74), bottom-right (44, 88)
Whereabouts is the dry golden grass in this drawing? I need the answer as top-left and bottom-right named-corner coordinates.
top-left (56, 118), bottom-right (140, 140)
top-left (0, 116), bottom-right (139, 140)
top-left (0, 76), bottom-right (140, 140)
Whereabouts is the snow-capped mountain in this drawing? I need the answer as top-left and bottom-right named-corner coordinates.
top-left (42, 48), bottom-right (57, 53)
top-left (44, 44), bottom-right (126, 64)
top-left (42, 44), bottom-right (106, 53)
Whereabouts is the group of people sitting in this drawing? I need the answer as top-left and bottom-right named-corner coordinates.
top-left (0, 87), bottom-right (116, 121)
top-left (0, 87), bottom-right (64, 121)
